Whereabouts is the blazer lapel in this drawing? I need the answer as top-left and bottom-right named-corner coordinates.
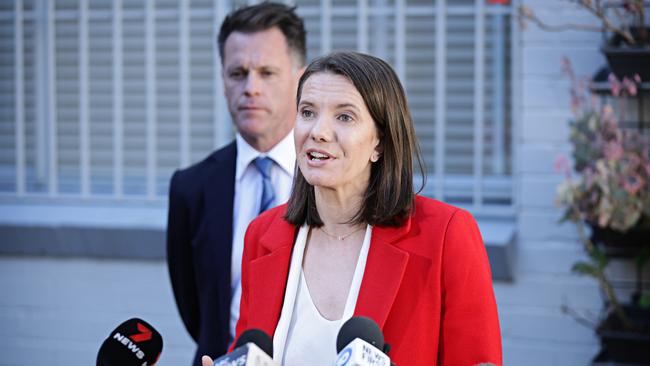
top-left (355, 218), bottom-right (412, 328)
top-left (204, 142), bottom-right (237, 260)
top-left (248, 213), bottom-right (297, 336)
top-left (245, 212), bottom-right (414, 334)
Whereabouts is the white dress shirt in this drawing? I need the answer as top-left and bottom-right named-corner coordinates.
top-left (229, 131), bottom-right (296, 338)
top-left (275, 224), bottom-right (373, 366)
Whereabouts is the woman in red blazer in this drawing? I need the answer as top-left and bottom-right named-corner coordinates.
top-left (204, 51), bottom-right (501, 366)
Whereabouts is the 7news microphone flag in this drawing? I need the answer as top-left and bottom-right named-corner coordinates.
top-left (96, 318), bottom-right (163, 366)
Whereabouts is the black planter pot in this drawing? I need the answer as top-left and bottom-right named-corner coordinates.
top-left (593, 306), bottom-right (650, 365)
top-left (602, 27), bottom-right (650, 81)
top-left (602, 46), bottom-right (650, 81)
top-left (589, 223), bottom-right (650, 258)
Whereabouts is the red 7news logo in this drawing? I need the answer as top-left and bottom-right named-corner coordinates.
top-left (130, 323), bottom-right (153, 343)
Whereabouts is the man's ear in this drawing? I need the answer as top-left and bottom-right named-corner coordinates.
top-left (295, 66), bottom-right (306, 81)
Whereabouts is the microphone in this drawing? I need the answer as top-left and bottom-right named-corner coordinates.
top-left (213, 329), bottom-right (276, 366)
top-left (96, 318), bottom-right (163, 366)
top-left (334, 316), bottom-right (391, 366)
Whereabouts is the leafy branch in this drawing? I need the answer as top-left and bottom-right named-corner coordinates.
top-left (571, 217), bottom-right (635, 330)
top-left (519, 0), bottom-right (648, 46)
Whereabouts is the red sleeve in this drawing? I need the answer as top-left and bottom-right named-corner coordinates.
top-left (439, 209), bottom-right (502, 365)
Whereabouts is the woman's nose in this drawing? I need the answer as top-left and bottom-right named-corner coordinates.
top-left (310, 116), bottom-right (332, 142)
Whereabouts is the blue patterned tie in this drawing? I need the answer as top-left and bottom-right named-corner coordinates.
top-left (254, 157), bottom-right (276, 214)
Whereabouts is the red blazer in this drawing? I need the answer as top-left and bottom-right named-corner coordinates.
top-left (234, 195), bottom-right (502, 366)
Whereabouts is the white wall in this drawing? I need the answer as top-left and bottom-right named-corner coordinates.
top-left (494, 1), bottom-right (624, 365)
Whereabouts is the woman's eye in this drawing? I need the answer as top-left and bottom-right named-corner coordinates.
top-left (301, 109), bottom-right (314, 118)
top-left (338, 114), bottom-right (353, 122)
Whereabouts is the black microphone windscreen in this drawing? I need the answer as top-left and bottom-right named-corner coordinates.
top-left (336, 316), bottom-right (385, 354)
top-left (96, 318), bottom-right (163, 366)
top-left (234, 328), bottom-right (273, 356)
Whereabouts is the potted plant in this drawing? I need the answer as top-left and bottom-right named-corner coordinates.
top-left (520, 0), bottom-right (650, 80)
top-left (555, 58), bottom-right (650, 364)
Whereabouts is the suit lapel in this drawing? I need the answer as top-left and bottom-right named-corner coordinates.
top-left (355, 218), bottom-right (412, 328)
top-left (204, 142), bottom-right (237, 261)
top-left (201, 141), bottom-right (237, 333)
top-left (248, 212), bottom-right (297, 336)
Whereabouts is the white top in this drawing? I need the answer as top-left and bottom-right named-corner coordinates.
top-left (230, 132), bottom-right (296, 338)
top-left (274, 224), bottom-right (373, 366)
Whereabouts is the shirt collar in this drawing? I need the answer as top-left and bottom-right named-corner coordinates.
top-left (235, 131), bottom-right (296, 181)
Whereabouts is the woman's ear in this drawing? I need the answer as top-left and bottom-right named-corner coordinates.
top-left (371, 145), bottom-right (382, 163)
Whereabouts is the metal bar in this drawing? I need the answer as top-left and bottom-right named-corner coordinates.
top-left (15, 0), bottom-right (25, 195)
top-left (511, 0), bottom-right (521, 209)
top-left (357, 0), bottom-right (368, 53)
top-left (145, 0), bottom-right (157, 198)
top-left (35, 0), bottom-right (46, 187)
top-left (113, 0), bottom-right (124, 198)
top-left (372, 0), bottom-right (389, 59)
top-left (473, 0), bottom-right (486, 209)
top-left (395, 0), bottom-right (406, 82)
top-left (179, 0), bottom-right (190, 167)
top-left (214, 0), bottom-right (230, 149)
top-left (321, 0), bottom-right (331, 54)
top-left (47, 0), bottom-right (58, 196)
top-left (492, 11), bottom-right (505, 175)
top-left (79, 0), bottom-right (90, 197)
top-left (434, 0), bottom-right (446, 200)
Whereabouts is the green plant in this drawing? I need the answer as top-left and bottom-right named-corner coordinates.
top-left (556, 59), bottom-right (650, 232)
top-left (555, 58), bottom-right (650, 331)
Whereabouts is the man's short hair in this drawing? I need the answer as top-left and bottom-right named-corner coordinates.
top-left (217, 2), bottom-right (307, 67)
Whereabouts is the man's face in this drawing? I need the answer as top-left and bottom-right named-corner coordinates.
top-left (222, 27), bottom-right (302, 152)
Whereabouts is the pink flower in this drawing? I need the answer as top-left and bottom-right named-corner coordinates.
top-left (561, 57), bottom-right (571, 75)
top-left (622, 76), bottom-right (638, 96)
top-left (584, 167), bottom-right (596, 186)
top-left (623, 1), bottom-right (641, 13)
top-left (622, 153), bottom-right (642, 171)
top-left (571, 95), bottom-right (581, 114)
top-left (602, 105), bottom-right (616, 123)
top-left (604, 141), bottom-right (624, 160)
top-left (554, 155), bottom-right (571, 176)
top-left (622, 174), bottom-right (644, 195)
top-left (609, 73), bottom-right (621, 96)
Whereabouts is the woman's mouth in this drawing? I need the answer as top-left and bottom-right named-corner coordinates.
top-left (307, 150), bottom-right (332, 161)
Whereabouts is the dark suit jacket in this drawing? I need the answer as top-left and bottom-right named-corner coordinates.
top-left (167, 141), bottom-right (237, 366)
top-left (235, 196), bottom-right (502, 366)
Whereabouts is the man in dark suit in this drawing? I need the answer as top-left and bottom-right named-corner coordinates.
top-left (166, 3), bottom-right (306, 365)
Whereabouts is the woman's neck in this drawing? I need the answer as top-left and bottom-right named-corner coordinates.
top-left (314, 187), bottom-right (365, 234)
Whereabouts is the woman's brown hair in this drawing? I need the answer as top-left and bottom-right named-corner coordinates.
top-left (284, 51), bottom-right (425, 227)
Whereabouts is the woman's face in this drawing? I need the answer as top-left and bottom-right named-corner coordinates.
top-left (295, 72), bottom-right (381, 195)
